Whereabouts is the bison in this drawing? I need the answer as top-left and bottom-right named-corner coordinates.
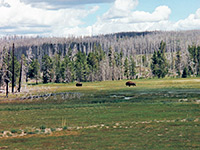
top-left (76, 82), bottom-right (82, 87)
top-left (126, 81), bottom-right (136, 87)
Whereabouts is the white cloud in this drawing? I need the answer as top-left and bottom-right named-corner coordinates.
top-left (114, 0), bottom-right (138, 11)
top-left (91, 0), bottom-right (200, 35)
top-left (0, 0), bottom-right (99, 36)
top-left (174, 8), bottom-right (200, 30)
top-left (92, 0), bottom-right (172, 35)
top-left (0, 0), bottom-right (200, 37)
top-left (102, 0), bottom-right (138, 20)
top-left (0, 0), bottom-right (10, 7)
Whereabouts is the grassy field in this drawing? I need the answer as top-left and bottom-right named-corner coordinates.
top-left (0, 78), bottom-right (200, 149)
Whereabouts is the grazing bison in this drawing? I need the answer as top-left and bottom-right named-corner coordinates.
top-left (126, 81), bottom-right (136, 87)
top-left (76, 82), bottom-right (82, 87)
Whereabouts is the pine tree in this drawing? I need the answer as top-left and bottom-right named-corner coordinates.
top-left (129, 57), bottom-right (136, 79)
top-left (75, 51), bottom-right (89, 82)
top-left (0, 47), bottom-right (20, 95)
top-left (28, 58), bottom-right (40, 84)
top-left (61, 55), bottom-right (75, 83)
top-left (124, 57), bottom-right (129, 79)
top-left (87, 52), bottom-right (98, 81)
top-left (151, 51), bottom-right (159, 77)
top-left (158, 41), bottom-right (168, 78)
top-left (0, 47), bottom-right (11, 97)
top-left (18, 56), bottom-right (23, 92)
top-left (42, 55), bottom-right (53, 83)
top-left (142, 55), bottom-right (148, 67)
top-left (54, 54), bottom-right (62, 83)
top-left (188, 45), bottom-right (198, 75)
top-left (151, 41), bottom-right (168, 78)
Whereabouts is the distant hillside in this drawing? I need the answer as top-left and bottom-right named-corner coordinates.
top-left (102, 31), bottom-right (154, 38)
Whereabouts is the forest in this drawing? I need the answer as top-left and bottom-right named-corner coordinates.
top-left (0, 30), bottom-right (200, 93)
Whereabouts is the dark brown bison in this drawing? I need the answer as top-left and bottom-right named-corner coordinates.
top-left (76, 82), bottom-right (82, 87)
top-left (126, 81), bottom-right (136, 87)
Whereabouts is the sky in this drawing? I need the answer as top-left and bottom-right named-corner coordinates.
top-left (0, 0), bottom-right (200, 37)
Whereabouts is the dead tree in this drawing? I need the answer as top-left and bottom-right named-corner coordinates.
top-left (18, 56), bottom-right (23, 92)
top-left (12, 43), bottom-right (15, 93)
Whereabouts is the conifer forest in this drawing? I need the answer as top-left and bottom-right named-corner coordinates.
top-left (0, 30), bottom-right (200, 90)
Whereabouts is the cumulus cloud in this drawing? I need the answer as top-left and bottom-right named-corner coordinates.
top-left (0, 0), bottom-right (200, 37)
top-left (92, 0), bottom-right (172, 34)
top-left (102, 0), bottom-right (138, 20)
top-left (0, 0), bottom-right (99, 36)
top-left (174, 8), bottom-right (200, 30)
top-left (91, 0), bottom-right (200, 35)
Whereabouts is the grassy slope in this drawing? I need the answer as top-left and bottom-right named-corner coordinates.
top-left (0, 78), bottom-right (200, 149)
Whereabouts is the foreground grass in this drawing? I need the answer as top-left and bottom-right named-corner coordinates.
top-left (0, 78), bottom-right (200, 149)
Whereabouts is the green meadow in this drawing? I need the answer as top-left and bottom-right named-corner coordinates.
top-left (0, 78), bottom-right (200, 149)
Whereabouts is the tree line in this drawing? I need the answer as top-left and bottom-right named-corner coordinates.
top-left (31, 45), bottom-right (137, 84)
top-left (0, 32), bottom-right (200, 97)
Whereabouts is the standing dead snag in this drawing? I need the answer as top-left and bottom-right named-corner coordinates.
top-left (5, 68), bottom-right (9, 98)
top-left (18, 56), bottom-right (23, 92)
top-left (5, 50), bottom-right (10, 98)
top-left (12, 43), bottom-right (15, 93)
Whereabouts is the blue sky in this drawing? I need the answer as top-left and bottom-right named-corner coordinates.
top-left (0, 0), bottom-right (200, 36)
top-left (136, 0), bottom-right (200, 21)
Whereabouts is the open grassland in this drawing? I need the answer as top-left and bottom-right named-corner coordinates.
top-left (0, 78), bottom-right (200, 149)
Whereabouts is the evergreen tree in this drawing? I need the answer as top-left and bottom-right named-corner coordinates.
top-left (87, 52), bottom-right (98, 81)
top-left (61, 48), bottom-right (75, 83)
top-left (75, 51), bottom-right (89, 82)
top-left (0, 47), bottom-right (11, 97)
top-left (142, 55), bottom-right (148, 67)
top-left (42, 55), bottom-right (53, 83)
top-left (188, 45), bottom-right (199, 75)
top-left (151, 51), bottom-right (159, 77)
top-left (28, 58), bottom-right (40, 84)
top-left (151, 41), bottom-right (168, 78)
top-left (9, 55), bottom-right (20, 88)
top-left (18, 56), bottom-right (23, 92)
top-left (129, 57), bottom-right (136, 79)
top-left (124, 57), bottom-right (129, 79)
top-left (0, 47), bottom-right (19, 95)
top-left (95, 44), bottom-right (105, 63)
top-left (61, 55), bottom-right (75, 83)
top-left (54, 54), bottom-right (62, 83)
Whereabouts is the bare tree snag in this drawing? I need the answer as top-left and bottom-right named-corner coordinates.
top-left (18, 56), bottom-right (23, 92)
top-left (12, 43), bottom-right (15, 93)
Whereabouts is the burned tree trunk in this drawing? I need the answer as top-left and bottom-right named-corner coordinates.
top-left (12, 43), bottom-right (15, 93)
top-left (5, 51), bottom-right (10, 98)
top-left (18, 56), bottom-right (23, 92)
